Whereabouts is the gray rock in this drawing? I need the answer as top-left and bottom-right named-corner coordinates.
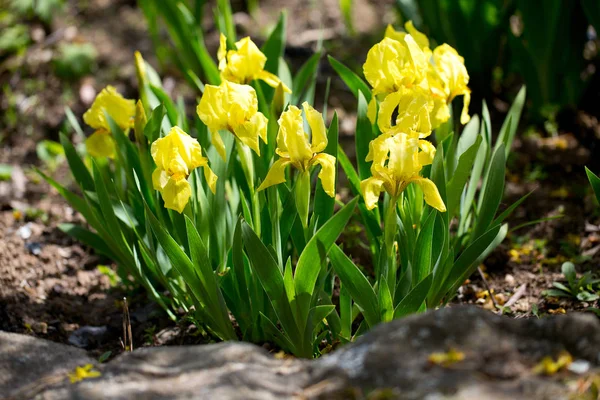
top-left (1, 307), bottom-right (599, 400)
top-left (0, 331), bottom-right (95, 399)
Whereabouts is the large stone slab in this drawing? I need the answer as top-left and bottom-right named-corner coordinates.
top-left (0, 331), bottom-right (95, 399)
top-left (2, 307), bottom-right (599, 399)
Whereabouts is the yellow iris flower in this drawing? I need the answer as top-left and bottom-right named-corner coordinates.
top-left (83, 86), bottom-right (135, 158)
top-left (257, 102), bottom-right (336, 197)
top-left (385, 22), bottom-right (471, 126)
top-left (151, 126), bottom-right (217, 213)
top-left (377, 86), bottom-right (432, 138)
top-left (363, 35), bottom-right (429, 97)
top-left (218, 34), bottom-right (291, 93)
top-left (361, 132), bottom-right (445, 212)
top-left (197, 81), bottom-right (268, 161)
top-left (432, 44), bottom-right (471, 125)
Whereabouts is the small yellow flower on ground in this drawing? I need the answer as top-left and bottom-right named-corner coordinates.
top-left (151, 126), bottom-right (217, 213)
top-left (83, 86), bottom-right (135, 158)
top-left (257, 102), bottom-right (336, 197)
top-left (218, 34), bottom-right (291, 92)
top-left (532, 351), bottom-right (572, 375)
top-left (360, 132), bottom-right (445, 212)
top-left (428, 348), bottom-right (465, 367)
top-left (197, 81), bottom-right (268, 161)
top-left (68, 364), bottom-right (101, 383)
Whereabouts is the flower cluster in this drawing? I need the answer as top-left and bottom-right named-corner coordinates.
top-left (360, 21), bottom-right (471, 211)
top-left (83, 35), bottom-right (336, 214)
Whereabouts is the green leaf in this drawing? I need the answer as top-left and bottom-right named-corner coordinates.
top-left (586, 167), bottom-right (600, 204)
top-left (328, 56), bottom-right (372, 102)
top-left (561, 262), bottom-right (577, 288)
top-left (261, 12), bottom-right (287, 74)
top-left (442, 224), bottom-right (502, 300)
top-left (293, 197), bottom-right (358, 329)
top-left (412, 211), bottom-right (436, 286)
top-left (60, 132), bottom-right (94, 191)
top-left (58, 223), bottom-right (115, 259)
top-left (495, 86), bottom-right (526, 159)
top-left (356, 91), bottom-right (374, 180)
top-left (447, 135), bottom-right (482, 217)
top-left (292, 51), bottom-right (321, 105)
top-left (241, 220), bottom-right (300, 346)
top-left (378, 278), bottom-right (394, 322)
top-left (472, 144), bottom-right (505, 241)
top-left (145, 105), bottom-right (166, 143)
top-left (394, 274), bottom-right (433, 318)
top-left (149, 85), bottom-right (179, 126)
top-left (329, 244), bottom-right (380, 328)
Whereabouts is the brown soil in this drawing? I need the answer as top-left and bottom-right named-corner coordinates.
top-left (0, 0), bottom-right (599, 360)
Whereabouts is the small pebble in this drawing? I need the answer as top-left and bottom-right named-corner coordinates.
top-left (17, 224), bottom-right (32, 240)
top-left (568, 360), bottom-right (590, 374)
top-left (505, 274), bottom-right (515, 286)
top-left (26, 242), bottom-right (43, 256)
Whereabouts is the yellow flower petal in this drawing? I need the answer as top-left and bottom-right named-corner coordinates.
top-left (384, 24), bottom-right (406, 42)
top-left (418, 139), bottom-right (436, 166)
top-left (197, 84), bottom-right (227, 135)
top-left (404, 20), bottom-right (429, 51)
top-left (225, 82), bottom-right (259, 127)
top-left (151, 126), bottom-right (207, 175)
top-left (303, 102), bottom-right (328, 153)
top-left (220, 36), bottom-right (268, 85)
top-left (161, 176), bottom-right (192, 213)
top-left (460, 91), bottom-right (471, 125)
top-left (311, 153), bottom-right (336, 197)
top-left (211, 130), bottom-right (228, 161)
top-left (276, 105), bottom-right (312, 167)
top-left (197, 81), bottom-right (266, 160)
top-left (203, 165), bottom-right (218, 194)
top-left (386, 133), bottom-right (422, 180)
top-left (257, 158), bottom-right (291, 192)
top-left (68, 364), bottom-right (101, 383)
top-left (363, 37), bottom-right (405, 95)
top-left (86, 130), bottom-right (115, 158)
top-left (411, 177), bottom-right (446, 212)
top-left (217, 33), bottom-right (227, 70)
top-left (233, 112), bottom-right (268, 156)
top-left (83, 86), bottom-right (135, 131)
top-left (367, 96), bottom-right (378, 125)
top-left (152, 168), bottom-right (169, 191)
top-left (433, 44), bottom-right (471, 125)
top-left (257, 70), bottom-right (292, 93)
top-left (360, 177), bottom-right (385, 210)
top-left (377, 88), bottom-right (432, 137)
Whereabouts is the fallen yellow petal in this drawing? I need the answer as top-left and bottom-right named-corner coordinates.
top-left (532, 351), bottom-right (572, 375)
top-left (428, 348), bottom-right (465, 367)
top-left (68, 364), bottom-right (101, 383)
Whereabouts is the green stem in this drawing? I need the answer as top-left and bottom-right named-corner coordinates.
top-left (383, 195), bottom-right (399, 292)
top-left (236, 140), bottom-right (261, 235)
top-left (295, 170), bottom-right (311, 230)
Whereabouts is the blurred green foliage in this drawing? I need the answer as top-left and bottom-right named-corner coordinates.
top-left (8, 0), bottom-right (65, 24)
top-left (0, 13), bottom-right (30, 56)
top-left (53, 43), bottom-right (98, 80)
top-left (396, 0), bottom-right (600, 123)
